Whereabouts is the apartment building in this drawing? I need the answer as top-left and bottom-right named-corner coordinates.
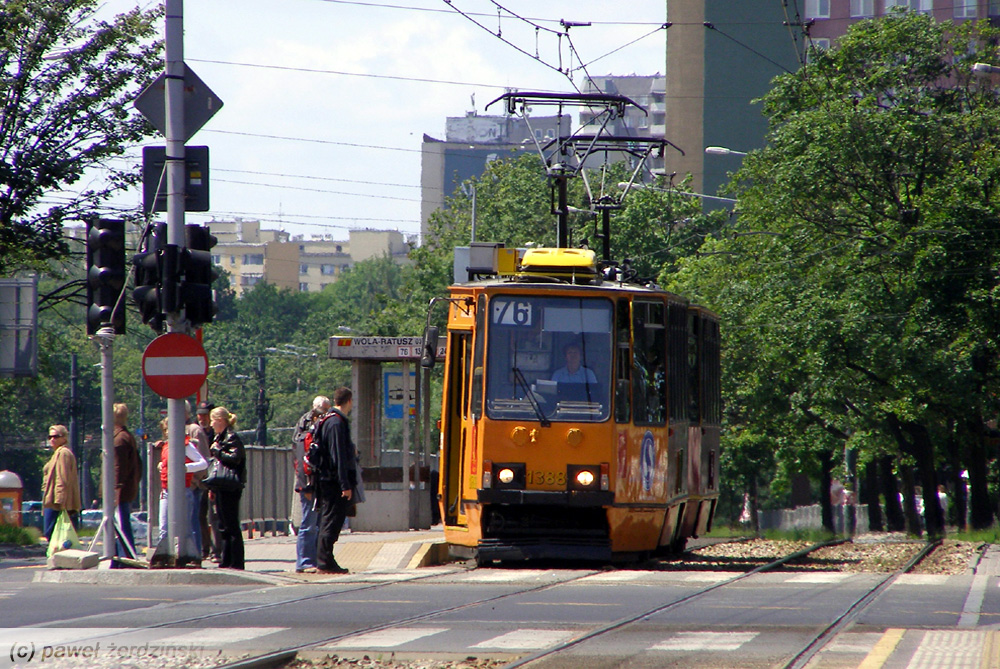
top-left (207, 219), bottom-right (412, 296)
top-left (420, 112), bottom-right (570, 240)
top-left (665, 0), bottom-right (993, 202)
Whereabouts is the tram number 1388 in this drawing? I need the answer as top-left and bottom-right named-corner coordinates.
top-left (527, 470), bottom-right (566, 486)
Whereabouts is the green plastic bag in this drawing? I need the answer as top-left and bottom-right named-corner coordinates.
top-left (47, 510), bottom-right (81, 558)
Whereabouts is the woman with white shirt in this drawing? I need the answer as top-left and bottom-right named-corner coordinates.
top-left (155, 419), bottom-right (208, 567)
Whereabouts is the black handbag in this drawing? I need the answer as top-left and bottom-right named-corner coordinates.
top-left (202, 458), bottom-right (243, 491)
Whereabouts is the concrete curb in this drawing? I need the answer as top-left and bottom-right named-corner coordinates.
top-left (33, 568), bottom-right (289, 586)
top-left (406, 541), bottom-right (451, 569)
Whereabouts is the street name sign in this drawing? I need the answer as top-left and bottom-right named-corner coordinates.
top-left (328, 336), bottom-right (446, 361)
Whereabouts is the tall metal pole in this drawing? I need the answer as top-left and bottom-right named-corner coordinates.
top-left (164, 0), bottom-right (190, 563)
top-left (96, 328), bottom-right (115, 560)
top-left (69, 354), bottom-right (80, 460)
top-left (256, 355), bottom-right (267, 447)
top-left (401, 360), bottom-right (411, 529)
top-left (68, 354), bottom-right (83, 505)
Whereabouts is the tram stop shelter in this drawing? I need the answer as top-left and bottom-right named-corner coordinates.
top-left (328, 335), bottom-right (445, 531)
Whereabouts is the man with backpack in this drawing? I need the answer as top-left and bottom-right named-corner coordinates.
top-left (308, 387), bottom-right (357, 574)
top-left (292, 395), bottom-right (330, 573)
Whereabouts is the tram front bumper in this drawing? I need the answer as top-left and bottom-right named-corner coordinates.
top-left (477, 489), bottom-right (614, 506)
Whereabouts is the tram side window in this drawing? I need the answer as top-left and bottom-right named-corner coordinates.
top-left (687, 312), bottom-right (701, 424)
top-left (615, 299), bottom-right (631, 423)
top-left (703, 317), bottom-right (722, 425)
top-left (632, 300), bottom-right (666, 425)
top-left (471, 295), bottom-right (486, 420)
top-left (668, 303), bottom-right (688, 422)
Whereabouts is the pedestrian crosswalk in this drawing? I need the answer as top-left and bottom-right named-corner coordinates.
top-left (2, 626), bottom-right (999, 664)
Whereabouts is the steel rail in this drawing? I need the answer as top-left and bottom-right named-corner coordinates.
top-left (500, 537), bottom-right (848, 669)
top-left (781, 539), bottom-right (941, 669)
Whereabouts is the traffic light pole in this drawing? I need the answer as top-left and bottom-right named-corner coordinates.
top-left (164, 0), bottom-right (192, 565)
top-left (96, 328), bottom-right (116, 561)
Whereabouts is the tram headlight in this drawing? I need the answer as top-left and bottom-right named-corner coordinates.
top-left (491, 462), bottom-right (525, 490)
top-left (567, 464), bottom-right (600, 491)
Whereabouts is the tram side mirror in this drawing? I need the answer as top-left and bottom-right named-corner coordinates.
top-left (421, 326), bottom-right (439, 369)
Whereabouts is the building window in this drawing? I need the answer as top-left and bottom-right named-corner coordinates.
top-left (240, 275), bottom-right (262, 287)
top-left (336, 245), bottom-right (342, 253)
top-left (299, 282), bottom-right (309, 292)
top-left (886, 0), bottom-right (932, 12)
top-left (806, 38), bottom-right (830, 62)
top-left (243, 253), bottom-right (264, 265)
top-left (955, 0), bottom-right (976, 16)
top-left (850, 0), bottom-right (874, 16)
top-left (211, 254), bottom-right (220, 264)
top-left (229, 255), bottom-right (236, 264)
top-left (300, 263), bottom-right (309, 275)
top-left (321, 264), bottom-right (336, 275)
top-left (991, 0), bottom-right (1000, 15)
top-left (805, 0), bottom-right (830, 18)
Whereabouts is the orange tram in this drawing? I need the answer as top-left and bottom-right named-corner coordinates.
top-left (426, 245), bottom-right (721, 564)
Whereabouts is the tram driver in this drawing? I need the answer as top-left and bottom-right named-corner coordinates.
top-left (551, 343), bottom-right (598, 385)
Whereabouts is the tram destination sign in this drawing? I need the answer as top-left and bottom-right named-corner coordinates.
top-left (328, 336), bottom-right (446, 361)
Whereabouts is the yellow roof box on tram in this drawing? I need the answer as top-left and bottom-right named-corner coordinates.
top-left (518, 248), bottom-right (599, 284)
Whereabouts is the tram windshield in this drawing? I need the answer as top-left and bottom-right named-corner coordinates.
top-left (485, 295), bottom-right (613, 423)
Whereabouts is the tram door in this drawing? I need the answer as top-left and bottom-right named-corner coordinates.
top-left (441, 331), bottom-right (471, 527)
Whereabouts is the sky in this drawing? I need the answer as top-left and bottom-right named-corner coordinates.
top-left (99, 0), bottom-right (669, 243)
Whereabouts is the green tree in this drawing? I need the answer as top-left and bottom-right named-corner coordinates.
top-left (0, 0), bottom-right (162, 273)
top-left (671, 13), bottom-right (1000, 535)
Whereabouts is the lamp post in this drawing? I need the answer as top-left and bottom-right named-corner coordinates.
top-left (705, 146), bottom-right (748, 156)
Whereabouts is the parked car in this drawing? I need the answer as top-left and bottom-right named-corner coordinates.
top-left (130, 511), bottom-right (149, 546)
top-left (80, 509), bottom-right (102, 529)
top-left (20, 501), bottom-right (42, 530)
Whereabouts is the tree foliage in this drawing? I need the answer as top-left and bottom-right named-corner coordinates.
top-left (0, 0), bottom-right (162, 273)
top-left (670, 12), bottom-right (1000, 533)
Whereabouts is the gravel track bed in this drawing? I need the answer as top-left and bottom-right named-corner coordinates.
top-left (680, 536), bottom-right (982, 574)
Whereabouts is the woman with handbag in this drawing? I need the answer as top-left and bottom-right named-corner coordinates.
top-left (208, 407), bottom-right (246, 570)
top-left (42, 425), bottom-right (81, 540)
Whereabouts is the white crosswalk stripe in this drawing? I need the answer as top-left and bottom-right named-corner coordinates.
top-left (908, 630), bottom-right (985, 669)
top-left (155, 627), bottom-right (285, 646)
top-left (319, 627), bottom-right (449, 649)
top-left (460, 570), bottom-right (551, 583)
top-left (651, 631), bottom-right (758, 651)
top-left (470, 629), bottom-right (577, 650)
top-left (785, 573), bottom-right (852, 584)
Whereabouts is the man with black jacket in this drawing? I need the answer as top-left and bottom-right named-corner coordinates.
top-left (293, 395), bottom-right (329, 573)
top-left (311, 387), bottom-right (356, 574)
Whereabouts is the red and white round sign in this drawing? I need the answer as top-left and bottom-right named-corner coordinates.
top-left (142, 333), bottom-right (209, 399)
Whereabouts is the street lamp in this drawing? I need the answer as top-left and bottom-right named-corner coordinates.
top-left (973, 62), bottom-right (1000, 74)
top-left (616, 182), bottom-right (738, 204)
top-left (705, 146), bottom-right (748, 156)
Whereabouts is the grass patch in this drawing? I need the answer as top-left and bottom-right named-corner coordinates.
top-left (703, 525), bottom-right (755, 539)
top-left (0, 524), bottom-right (40, 546)
top-left (951, 527), bottom-right (1000, 544)
top-left (760, 527), bottom-right (839, 543)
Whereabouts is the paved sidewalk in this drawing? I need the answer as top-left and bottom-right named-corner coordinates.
top-left (30, 526), bottom-right (451, 585)
top-left (242, 526), bottom-right (448, 576)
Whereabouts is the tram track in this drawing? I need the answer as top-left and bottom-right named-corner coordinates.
top-left (14, 537), bottom-right (942, 668)
top-left (209, 536), bottom-right (862, 669)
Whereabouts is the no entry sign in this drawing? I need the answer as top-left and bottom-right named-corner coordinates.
top-left (142, 333), bottom-right (209, 399)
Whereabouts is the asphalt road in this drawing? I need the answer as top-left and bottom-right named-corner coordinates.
top-left (2, 557), bottom-right (998, 668)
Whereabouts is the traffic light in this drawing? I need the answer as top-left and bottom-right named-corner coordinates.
top-left (180, 223), bottom-right (219, 327)
top-left (86, 218), bottom-right (126, 335)
top-left (131, 222), bottom-right (167, 332)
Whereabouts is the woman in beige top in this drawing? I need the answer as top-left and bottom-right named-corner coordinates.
top-left (42, 424), bottom-right (82, 540)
